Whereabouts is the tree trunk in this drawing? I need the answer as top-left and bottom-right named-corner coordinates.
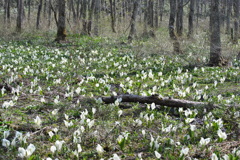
top-left (188, 0), bottom-right (195, 37)
top-left (48, 0), bottom-right (52, 27)
top-left (70, 0), bottom-right (77, 22)
top-left (154, 0), bottom-right (159, 28)
top-left (169, 0), bottom-right (181, 54)
top-left (101, 94), bottom-right (221, 109)
top-left (159, 0), bottom-right (164, 21)
top-left (226, 0), bottom-right (232, 34)
top-left (233, 0), bottom-right (239, 44)
top-left (128, 0), bottom-right (139, 42)
top-left (16, 0), bottom-right (23, 32)
top-left (209, 0), bottom-right (223, 66)
top-left (55, 0), bottom-right (66, 42)
top-left (81, 0), bottom-right (88, 35)
top-left (87, 0), bottom-right (95, 35)
top-left (28, 0), bottom-right (31, 21)
top-left (109, 0), bottom-right (116, 33)
top-left (36, 0), bottom-right (43, 30)
top-left (77, 0), bottom-right (80, 19)
top-left (176, 0), bottom-right (183, 36)
top-left (94, 0), bottom-right (100, 35)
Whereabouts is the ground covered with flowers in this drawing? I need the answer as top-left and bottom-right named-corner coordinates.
top-left (0, 35), bottom-right (239, 160)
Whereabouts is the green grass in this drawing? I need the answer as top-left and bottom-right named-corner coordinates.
top-left (0, 33), bottom-right (239, 160)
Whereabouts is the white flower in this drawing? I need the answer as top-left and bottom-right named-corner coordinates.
top-left (18, 144), bottom-right (36, 158)
top-left (46, 158), bottom-right (53, 160)
top-left (185, 118), bottom-right (194, 123)
top-left (87, 119), bottom-right (95, 129)
top-left (190, 124), bottom-right (196, 131)
top-left (92, 108), bottom-right (96, 115)
top-left (180, 147), bottom-right (189, 156)
top-left (155, 151), bottom-right (161, 158)
top-left (117, 135), bottom-right (124, 144)
top-left (118, 110), bottom-right (123, 117)
top-left (77, 144), bottom-right (82, 153)
top-left (222, 154), bottom-right (229, 160)
top-left (51, 109), bottom-right (59, 115)
top-left (217, 129), bottom-right (227, 140)
top-left (50, 145), bottom-right (57, 153)
top-left (3, 131), bottom-right (10, 139)
top-left (34, 116), bottom-right (42, 127)
top-left (112, 153), bottom-right (121, 160)
top-left (64, 120), bottom-right (73, 128)
top-left (26, 144), bottom-right (36, 157)
top-left (151, 103), bottom-right (156, 110)
top-left (211, 153), bottom-right (218, 160)
top-left (18, 147), bottom-right (26, 158)
top-left (96, 144), bottom-right (104, 155)
top-left (2, 139), bottom-right (10, 147)
top-left (55, 140), bottom-right (64, 151)
top-left (142, 130), bottom-right (146, 137)
top-left (199, 137), bottom-right (211, 146)
top-left (48, 131), bottom-right (54, 138)
top-left (64, 114), bottom-right (69, 120)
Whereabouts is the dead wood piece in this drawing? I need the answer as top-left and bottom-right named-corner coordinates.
top-left (0, 83), bottom-right (12, 92)
top-left (101, 94), bottom-right (218, 108)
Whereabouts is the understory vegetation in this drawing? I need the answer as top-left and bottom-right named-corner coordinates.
top-left (0, 32), bottom-right (240, 160)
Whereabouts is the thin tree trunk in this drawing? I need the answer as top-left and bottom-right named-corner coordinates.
top-left (128, 0), bottom-right (139, 42)
top-left (28, 0), bottom-right (31, 21)
top-left (159, 0), bottom-right (164, 21)
top-left (94, 0), bottom-right (100, 35)
top-left (176, 0), bottom-right (183, 36)
top-left (16, 0), bottom-right (23, 32)
top-left (36, 0), bottom-right (43, 29)
top-left (188, 0), bottom-right (195, 37)
top-left (154, 0), bottom-right (159, 28)
top-left (81, 0), bottom-right (88, 35)
top-left (226, 0), bottom-right (232, 34)
top-left (87, 0), bottom-right (95, 35)
top-left (233, 0), bottom-right (239, 44)
top-left (209, 0), bottom-right (223, 66)
top-left (48, 0), bottom-right (52, 27)
top-left (55, 0), bottom-right (66, 42)
top-left (109, 0), bottom-right (116, 33)
top-left (169, 0), bottom-right (181, 54)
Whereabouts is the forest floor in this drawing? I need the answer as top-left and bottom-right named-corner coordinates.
top-left (0, 33), bottom-right (239, 160)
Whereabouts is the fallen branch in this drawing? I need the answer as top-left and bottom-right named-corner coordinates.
top-left (101, 94), bottom-right (218, 109)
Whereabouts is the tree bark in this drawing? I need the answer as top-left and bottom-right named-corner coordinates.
top-left (209, 0), bottom-right (223, 66)
top-left (169, 0), bottom-right (182, 54)
top-left (188, 0), bottom-right (195, 37)
top-left (94, 0), bottom-right (100, 35)
top-left (176, 0), bottom-right (183, 36)
top-left (36, 0), bottom-right (43, 30)
top-left (109, 0), bottom-right (116, 33)
top-left (16, 0), bottom-right (23, 32)
top-left (87, 0), bottom-right (95, 35)
top-left (233, 0), bottom-right (239, 44)
top-left (101, 94), bottom-right (219, 109)
top-left (55, 0), bottom-right (66, 42)
top-left (226, 0), bottom-right (232, 34)
top-left (81, 0), bottom-right (88, 35)
top-left (128, 0), bottom-right (139, 42)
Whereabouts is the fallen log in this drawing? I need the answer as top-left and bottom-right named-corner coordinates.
top-left (101, 94), bottom-right (219, 109)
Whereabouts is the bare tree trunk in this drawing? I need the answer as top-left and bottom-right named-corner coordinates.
top-left (94, 0), bottom-right (100, 35)
top-left (209, 0), bottom-right (223, 66)
top-left (81, 0), bottom-right (88, 35)
top-left (55, 0), bottom-right (66, 42)
top-left (226, 0), bottom-right (232, 34)
top-left (188, 0), bottom-right (195, 37)
top-left (109, 0), bottom-right (116, 33)
top-left (77, 0), bottom-right (81, 19)
top-left (48, 0), bottom-right (52, 27)
top-left (16, 0), bottom-right (23, 32)
top-left (128, 0), bottom-right (139, 42)
top-left (169, 0), bottom-right (181, 54)
top-left (196, 0), bottom-right (199, 29)
top-left (159, 0), bottom-right (164, 21)
top-left (154, 0), bottom-right (159, 28)
top-left (36, 0), bottom-right (43, 29)
top-left (176, 0), bottom-right (183, 36)
top-left (87, 0), bottom-right (95, 35)
top-left (233, 0), bottom-right (239, 44)
top-left (28, 0), bottom-right (31, 21)
top-left (70, 0), bottom-right (76, 22)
